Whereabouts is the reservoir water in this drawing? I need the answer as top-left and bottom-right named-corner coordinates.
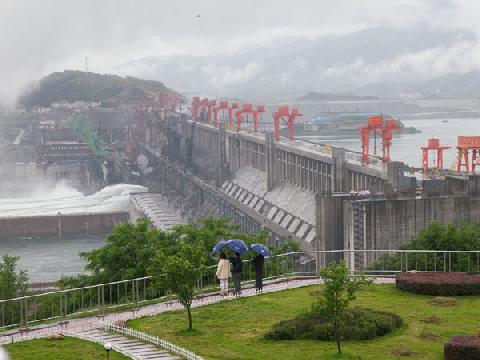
top-left (297, 118), bottom-right (480, 168)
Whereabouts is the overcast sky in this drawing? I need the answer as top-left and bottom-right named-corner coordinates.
top-left (1, 0), bottom-right (479, 105)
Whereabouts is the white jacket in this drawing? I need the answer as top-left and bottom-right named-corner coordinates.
top-left (216, 259), bottom-right (231, 279)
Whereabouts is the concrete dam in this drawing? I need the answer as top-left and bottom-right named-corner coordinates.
top-left (133, 112), bottom-right (480, 267)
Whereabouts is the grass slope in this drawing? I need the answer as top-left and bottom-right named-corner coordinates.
top-left (5, 337), bottom-right (128, 360)
top-left (128, 284), bottom-right (480, 360)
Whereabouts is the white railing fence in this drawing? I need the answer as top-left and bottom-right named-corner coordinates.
top-left (104, 322), bottom-right (204, 360)
top-left (66, 330), bottom-right (141, 360)
top-left (1, 249), bottom-right (479, 331)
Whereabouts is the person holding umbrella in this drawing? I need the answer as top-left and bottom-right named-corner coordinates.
top-left (250, 244), bottom-right (271, 293)
top-left (216, 252), bottom-right (230, 297)
top-left (229, 252), bottom-right (243, 297)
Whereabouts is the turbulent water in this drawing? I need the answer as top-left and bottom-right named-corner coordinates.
top-left (297, 118), bottom-right (480, 168)
top-left (0, 183), bottom-right (147, 217)
top-left (0, 183), bottom-right (148, 282)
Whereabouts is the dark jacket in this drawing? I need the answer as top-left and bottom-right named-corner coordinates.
top-left (252, 254), bottom-right (264, 272)
top-left (230, 256), bottom-right (243, 273)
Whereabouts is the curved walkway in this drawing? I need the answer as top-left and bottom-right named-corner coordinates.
top-left (0, 277), bottom-right (394, 357)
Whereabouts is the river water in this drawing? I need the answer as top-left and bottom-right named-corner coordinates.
top-left (0, 235), bottom-right (108, 283)
top-left (0, 183), bottom-right (147, 283)
top-left (297, 118), bottom-right (480, 168)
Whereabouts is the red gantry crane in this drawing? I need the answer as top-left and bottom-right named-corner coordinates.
top-left (235, 103), bottom-right (253, 132)
top-left (421, 138), bottom-right (451, 177)
top-left (252, 105), bottom-right (265, 132)
top-left (381, 119), bottom-right (401, 162)
top-left (207, 100), bottom-right (216, 125)
top-left (359, 115), bottom-right (383, 163)
top-left (213, 100), bottom-right (229, 128)
top-left (272, 105), bottom-right (303, 142)
top-left (227, 102), bottom-right (239, 130)
top-left (191, 96), bottom-right (200, 121)
top-left (359, 115), bottom-right (400, 163)
top-left (457, 136), bottom-right (480, 173)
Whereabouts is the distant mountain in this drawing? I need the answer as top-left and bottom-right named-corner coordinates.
top-left (19, 70), bottom-right (180, 108)
top-left (358, 70), bottom-right (480, 98)
top-left (298, 92), bottom-right (378, 101)
top-left (115, 25), bottom-right (476, 99)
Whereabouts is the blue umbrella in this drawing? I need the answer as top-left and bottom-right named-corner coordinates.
top-left (250, 244), bottom-right (272, 257)
top-left (226, 239), bottom-right (249, 254)
top-left (212, 240), bottom-right (229, 253)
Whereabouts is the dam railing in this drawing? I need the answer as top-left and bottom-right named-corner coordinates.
top-left (1, 249), bottom-right (480, 331)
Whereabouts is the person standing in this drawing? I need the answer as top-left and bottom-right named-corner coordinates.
top-left (216, 252), bottom-right (230, 296)
top-left (229, 252), bottom-right (243, 296)
top-left (252, 253), bottom-right (265, 293)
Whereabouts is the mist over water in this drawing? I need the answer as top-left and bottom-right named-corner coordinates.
top-left (0, 183), bottom-right (148, 217)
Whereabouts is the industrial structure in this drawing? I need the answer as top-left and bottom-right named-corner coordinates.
top-left (7, 93), bottom-right (480, 270)
top-left (421, 138), bottom-right (451, 177)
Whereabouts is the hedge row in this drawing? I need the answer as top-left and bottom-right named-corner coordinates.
top-left (445, 336), bottom-right (480, 360)
top-left (396, 272), bottom-right (480, 296)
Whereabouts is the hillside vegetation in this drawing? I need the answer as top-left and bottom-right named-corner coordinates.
top-left (18, 70), bottom-right (179, 108)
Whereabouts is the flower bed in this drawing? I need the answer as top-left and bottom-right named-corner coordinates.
top-left (444, 336), bottom-right (480, 360)
top-left (396, 272), bottom-right (480, 296)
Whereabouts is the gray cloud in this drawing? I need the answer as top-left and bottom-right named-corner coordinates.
top-left (0, 0), bottom-right (475, 106)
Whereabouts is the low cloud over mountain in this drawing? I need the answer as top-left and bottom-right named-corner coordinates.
top-left (115, 26), bottom-right (480, 99)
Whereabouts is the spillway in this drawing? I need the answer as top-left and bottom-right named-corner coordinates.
top-left (0, 183), bottom-right (148, 218)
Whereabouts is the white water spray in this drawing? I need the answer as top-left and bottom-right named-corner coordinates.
top-left (0, 183), bottom-right (148, 217)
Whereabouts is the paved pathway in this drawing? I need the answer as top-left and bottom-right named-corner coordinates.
top-left (0, 277), bottom-right (394, 357)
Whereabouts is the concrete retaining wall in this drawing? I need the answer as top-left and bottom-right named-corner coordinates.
top-left (0, 212), bottom-right (128, 239)
top-left (344, 196), bottom-right (480, 253)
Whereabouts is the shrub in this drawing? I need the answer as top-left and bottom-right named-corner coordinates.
top-left (396, 272), bottom-right (480, 296)
top-left (444, 336), bottom-right (480, 360)
top-left (265, 307), bottom-right (402, 341)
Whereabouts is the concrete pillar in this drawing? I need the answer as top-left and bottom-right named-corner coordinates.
top-left (316, 193), bottom-right (351, 271)
top-left (265, 131), bottom-right (276, 191)
top-left (217, 123), bottom-right (227, 186)
top-left (332, 147), bottom-right (346, 193)
top-left (387, 161), bottom-right (404, 190)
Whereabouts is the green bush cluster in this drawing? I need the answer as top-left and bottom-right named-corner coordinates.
top-left (368, 221), bottom-right (480, 273)
top-left (265, 307), bottom-right (402, 341)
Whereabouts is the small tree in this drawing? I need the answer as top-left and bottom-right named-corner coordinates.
top-left (0, 255), bottom-right (29, 300)
top-left (317, 261), bottom-right (369, 354)
top-left (149, 243), bottom-right (206, 330)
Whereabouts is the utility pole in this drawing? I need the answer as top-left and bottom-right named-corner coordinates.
top-left (85, 56), bottom-right (88, 72)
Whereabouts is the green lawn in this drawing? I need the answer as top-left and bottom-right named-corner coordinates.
top-left (127, 284), bottom-right (480, 360)
top-left (5, 336), bottom-right (129, 360)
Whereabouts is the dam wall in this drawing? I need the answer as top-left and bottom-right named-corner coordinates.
top-left (140, 113), bottom-right (480, 260)
top-left (0, 212), bottom-right (128, 239)
top-left (342, 195), bottom-right (480, 269)
top-left (153, 117), bottom-right (402, 195)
